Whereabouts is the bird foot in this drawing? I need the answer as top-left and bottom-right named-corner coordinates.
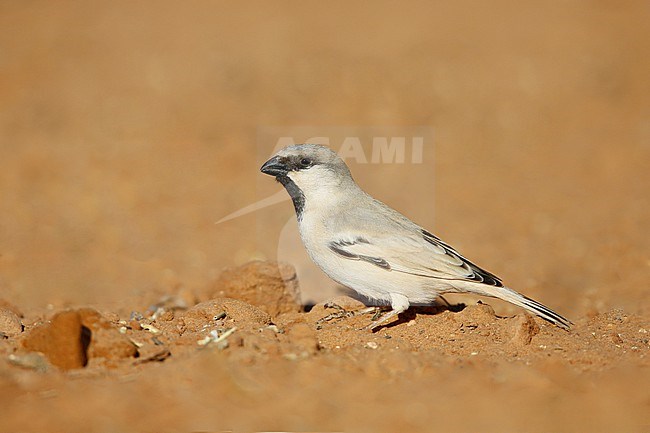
top-left (364, 308), bottom-right (401, 331)
top-left (315, 302), bottom-right (380, 329)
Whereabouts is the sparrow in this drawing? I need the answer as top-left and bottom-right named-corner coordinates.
top-left (260, 144), bottom-right (571, 330)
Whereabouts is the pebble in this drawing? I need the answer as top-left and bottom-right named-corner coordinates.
top-left (509, 313), bottom-right (540, 346)
top-left (365, 341), bottom-right (379, 349)
top-left (0, 307), bottom-right (23, 337)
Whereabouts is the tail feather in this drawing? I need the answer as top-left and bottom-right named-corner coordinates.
top-left (519, 294), bottom-right (572, 330)
top-left (475, 285), bottom-right (572, 330)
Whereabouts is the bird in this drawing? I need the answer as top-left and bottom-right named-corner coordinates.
top-left (260, 144), bottom-right (571, 330)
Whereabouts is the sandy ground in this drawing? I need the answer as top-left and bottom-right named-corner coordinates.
top-left (1, 1), bottom-right (649, 432)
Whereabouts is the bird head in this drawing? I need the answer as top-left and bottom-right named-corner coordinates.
top-left (260, 144), bottom-right (354, 194)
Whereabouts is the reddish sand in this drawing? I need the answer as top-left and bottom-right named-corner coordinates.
top-left (1, 2), bottom-right (648, 432)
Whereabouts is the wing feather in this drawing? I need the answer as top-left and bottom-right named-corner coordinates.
top-left (328, 229), bottom-right (503, 287)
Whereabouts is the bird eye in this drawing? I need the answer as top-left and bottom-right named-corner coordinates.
top-left (299, 157), bottom-right (313, 168)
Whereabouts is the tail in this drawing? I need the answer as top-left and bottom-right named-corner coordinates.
top-left (474, 285), bottom-right (572, 330)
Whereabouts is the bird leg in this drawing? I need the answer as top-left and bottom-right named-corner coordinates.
top-left (365, 293), bottom-right (410, 330)
top-left (365, 309), bottom-right (400, 330)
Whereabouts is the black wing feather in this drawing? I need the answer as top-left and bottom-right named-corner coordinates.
top-left (421, 230), bottom-right (503, 287)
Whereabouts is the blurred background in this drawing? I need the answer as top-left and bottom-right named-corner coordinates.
top-left (0, 1), bottom-right (648, 315)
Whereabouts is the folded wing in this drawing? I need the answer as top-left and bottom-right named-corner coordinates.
top-left (328, 229), bottom-right (503, 287)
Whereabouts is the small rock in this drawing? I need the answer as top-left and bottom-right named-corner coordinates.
top-left (78, 309), bottom-right (138, 360)
top-left (509, 313), bottom-right (540, 346)
top-left (22, 308), bottom-right (137, 370)
top-left (182, 298), bottom-right (271, 332)
top-left (365, 341), bottom-right (379, 350)
top-left (23, 310), bottom-right (88, 370)
top-left (0, 307), bottom-right (23, 337)
top-left (211, 261), bottom-right (301, 317)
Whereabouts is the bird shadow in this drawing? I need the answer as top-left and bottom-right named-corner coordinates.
top-left (305, 287), bottom-right (469, 331)
top-left (335, 287), bottom-right (467, 331)
top-left (377, 302), bottom-right (467, 331)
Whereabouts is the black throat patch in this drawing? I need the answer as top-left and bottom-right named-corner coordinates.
top-left (277, 175), bottom-right (305, 220)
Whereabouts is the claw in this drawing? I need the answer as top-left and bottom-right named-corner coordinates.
top-left (316, 304), bottom-right (381, 329)
top-left (315, 302), bottom-right (355, 328)
top-left (365, 308), bottom-right (402, 330)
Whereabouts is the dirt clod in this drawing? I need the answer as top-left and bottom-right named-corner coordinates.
top-left (211, 261), bottom-right (301, 317)
top-left (182, 298), bottom-right (271, 333)
top-left (22, 309), bottom-right (137, 370)
top-left (23, 310), bottom-right (88, 370)
top-left (78, 309), bottom-right (138, 361)
top-left (0, 308), bottom-right (23, 337)
top-left (509, 313), bottom-right (541, 345)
